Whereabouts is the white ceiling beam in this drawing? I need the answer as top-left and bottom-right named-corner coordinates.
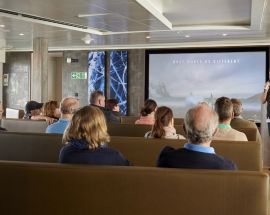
top-left (250, 0), bottom-right (267, 30)
top-left (0, 11), bottom-right (106, 35)
top-left (136, 0), bottom-right (172, 29)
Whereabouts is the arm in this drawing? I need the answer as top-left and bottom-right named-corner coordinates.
top-left (31, 115), bottom-right (57, 124)
top-left (261, 82), bottom-right (270, 104)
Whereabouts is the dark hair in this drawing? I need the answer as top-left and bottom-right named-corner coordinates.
top-left (106, 99), bottom-right (119, 111)
top-left (140, 99), bottom-right (157, 116)
top-left (151, 106), bottom-right (173, 138)
top-left (90, 90), bottom-right (104, 104)
top-left (214, 97), bottom-right (233, 121)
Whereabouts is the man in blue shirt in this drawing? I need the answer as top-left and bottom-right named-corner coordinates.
top-left (46, 97), bottom-right (80, 134)
top-left (157, 103), bottom-right (237, 170)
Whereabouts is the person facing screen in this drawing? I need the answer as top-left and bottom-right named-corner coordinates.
top-left (59, 106), bottom-right (129, 166)
top-left (157, 103), bottom-right (237, 170)
top-left (135, 99), bottom-right (157, 125)
top-left (144, 106), bottom-right (185, 139)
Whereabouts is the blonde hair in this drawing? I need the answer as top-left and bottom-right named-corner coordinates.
top-left (63, 106), bottom-right (110, 149)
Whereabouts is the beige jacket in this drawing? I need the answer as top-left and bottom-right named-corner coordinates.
top-left (213, 127), bottom-right (248, 141)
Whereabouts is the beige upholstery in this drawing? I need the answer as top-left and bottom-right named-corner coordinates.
top-left (120, 116), bottom-right (138, 124)
top-left (0, 132), bottom-right (262, 171)
top-left (0, 132), bottom-right (62, 162)
top-left (108, 124), bottom-right (185, 137)
top-left (120, 116), bottom-right (184, 125)
top-left (108, 124), bottom-right (258, 141)
top-left (1, 118), bottom-right (48, 133)
top-left (109, 136), bottom-right (262, 171)
top-left (0, 161), bottom-right (268, 215)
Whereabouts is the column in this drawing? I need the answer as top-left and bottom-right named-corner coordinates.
top-left (31, 37), bottom-right (48, 102)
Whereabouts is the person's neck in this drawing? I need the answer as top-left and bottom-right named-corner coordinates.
top-left (219, 119), bottom-right (231, 125)
top-left (197, 141), bottom-right (211, 147)
top-left (61, 114), bottom-right (72, 120)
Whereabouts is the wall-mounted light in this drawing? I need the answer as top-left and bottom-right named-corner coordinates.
top-left (81, 34), bottom-right (94, 44)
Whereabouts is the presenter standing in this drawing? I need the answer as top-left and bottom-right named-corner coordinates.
top-left (261, 74), bottom-right (270, 135)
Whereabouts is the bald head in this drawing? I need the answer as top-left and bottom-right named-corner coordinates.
top-left (60, 97), bottom-right (80, 116)
top-left (184, 103), bottom-right (218, 144)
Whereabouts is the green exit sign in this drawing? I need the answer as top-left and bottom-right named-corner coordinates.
top-left (71, 72), bottom-right (87, 80)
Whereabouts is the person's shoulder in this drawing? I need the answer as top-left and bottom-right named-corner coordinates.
top-left (231, 128), bottom-right (248, 140)
top-left (213, 154), bottom-right (238, 170)
top-left (159, 146), bottom-right (177, 155)
top-left (99, 147), bottom-right (130, 165)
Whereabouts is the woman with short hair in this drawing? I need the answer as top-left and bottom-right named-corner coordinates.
top-left (59, 105), bottom-right (129, 165)
top-left (145, 106), bottom-right (185, 139)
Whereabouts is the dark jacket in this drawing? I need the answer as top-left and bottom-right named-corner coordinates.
top-left (59, 142), bottom-right (129, 166)
top-left (91, 104), bottom-right (120, 124)
top-left (157, 146), bottom-right (237, 170)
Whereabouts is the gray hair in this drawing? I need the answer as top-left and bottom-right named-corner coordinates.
top-left (184, 104), bottom-right (218, 144)
top-left (90, 90), bottom-right (104, 105)
top-left (231, 98), bottom-right (242, 117)
top-left (60, 97), bottom-right (79, 114)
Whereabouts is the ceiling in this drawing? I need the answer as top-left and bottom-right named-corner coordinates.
top-left (0, 0), bottom-right (268, 51)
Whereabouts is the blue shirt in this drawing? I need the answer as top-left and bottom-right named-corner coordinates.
top-left (46, 118), bottom-right (70, 134)
top-left (184, 143), bottom-right (215, 154)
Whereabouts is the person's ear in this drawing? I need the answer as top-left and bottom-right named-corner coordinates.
top-left (231, 111), bottom-right (234, 119)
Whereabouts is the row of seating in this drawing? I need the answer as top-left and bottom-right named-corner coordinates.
top-left (0, 118), bottom-right (260, 142)
top-left (120, 115), bottom-right (184, 125)
top-left (0, 161), bottom-right (267, 215)
top-left (0, 132), bottom-right (262, 171)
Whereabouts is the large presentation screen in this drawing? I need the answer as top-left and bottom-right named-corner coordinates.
top-left (147, 48), bottom-right (268, 121)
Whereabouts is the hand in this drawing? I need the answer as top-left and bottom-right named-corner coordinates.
top-left (264, 81), bottom-right (270, 91)
top-left (45, 116), bottom-right (57, 125)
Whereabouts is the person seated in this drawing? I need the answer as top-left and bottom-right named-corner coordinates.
top-left (213, 97), bottom-right (248, 141)
top-left (43, 100), bottom-right (61, 121)
top-left (230, 98), bottom-right (258, 129)
top-left (46, 97), bottom-right (80, 134)
top-left (59, 105), bottom-right (130, 166)
top-left (90, 90), bottom-right (120, 124)
top-left (135, 99), bottom-right (157, 125)
top-left (106, 98), bottom-right (122, 117)
top-left (23, 100), bottom-right (55, 124)
top-left (144, 106), bottom-right (185, 139)
top-left (157, 103), bottom-right (237, 170)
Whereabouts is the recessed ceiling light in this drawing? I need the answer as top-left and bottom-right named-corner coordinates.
top-left (185, 35), bottom-right (190, 38)
top-left (222, 33), bottom-right (228, 36)
top-left (19, 33), bottom-right (24, 36)
top-left (146, 35), bottom-right (151, 39)
top-left (0, 25), bottom-right (5, 28)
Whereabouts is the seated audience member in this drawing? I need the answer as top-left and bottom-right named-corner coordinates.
top-left (43, 100), bottom-right (60, 121)
top-left (213, 97), bottom-right (248, 141)
top-left (230, 98), bottom-right (258, 129)
top-left (46, 97), bottom-right (79, 134)
top-left (90, 90), bottom-right (120, 124)
top-left (106, 98), bottom-right (122, 117)
top-left (157, 104), bottom-right (237, 170)
top-left (135, 99), bottom-right (157, 125)
top-left (145, 106), bottom-right (185, 139)
top-left (23, 100), bottom-right (55, 124)
top-left (59, 106), bottom-right (129, 165)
